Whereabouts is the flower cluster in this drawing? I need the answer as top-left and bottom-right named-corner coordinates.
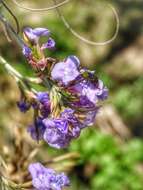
top-left (18, 27), bottom-right (108, 149)
top-left (29, 163), bottom-right (70, 190)
top-left (22, 27), bottom-right (55, 71)
top-left (16, 27), bottom-right (109, 190)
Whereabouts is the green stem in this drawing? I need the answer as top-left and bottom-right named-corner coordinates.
top-left (42, 77), bottom-right (52, 91)
top-left (0, 56), bottom-right (22, 81)
top-left (0, 55), bottom-right (41, 85)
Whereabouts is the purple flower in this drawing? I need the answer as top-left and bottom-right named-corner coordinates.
top-left (37, 92), bottom-right (51, 118)
top-left (43, 109), bottom-right (81, 149)
top-left (23, 27), bottom-right (50, 43)
top-left (61, 109), bottom-right (82, 136)
top-left (28, 117), bottom-right (46, 141)
top-left (96, 80), bottom-right (108, 100)
top-left (83, 109), bottom-right (99, 127)
top-left (70, 96), bottom-right (95, 110)
top-left (29, 163), bottom-right (70, 190)
top-left (37, 92), bottom-right (49, 104)
top-left (51, 56), bottom-right (80, 86)
top-left (68, 79), bottom-right (108, 106)
top-left (43, 119), bottom-right (71, 149)
top-left (17, 100), bottom-right (30, 113)
top-left (70, 108), bottom-right (99, 129)
top-left (22, 45), bottom-right (32, 58)
top-left (41, 37), bottom-right (56, 50)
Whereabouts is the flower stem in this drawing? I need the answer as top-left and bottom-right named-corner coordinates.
top-left (0, 56), bottom-right (22, 81)
top-left (0, 55), bottom-right (41, 85)
top-left (44, 152), bottom-right (80, 165)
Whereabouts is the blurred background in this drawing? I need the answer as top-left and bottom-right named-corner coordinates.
top-left (0, 0), bottom-right (143, 189)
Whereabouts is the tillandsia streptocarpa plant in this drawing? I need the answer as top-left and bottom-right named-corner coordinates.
top-left (0, 0), bottom-right (119, 189)
top-left (21, 26), bottom-right (108, 149)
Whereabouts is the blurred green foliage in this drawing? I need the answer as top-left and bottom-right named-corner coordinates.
top-left (70, 129), bottom-right (143, 190)
top-left (112, 77), bottom-right (143, 125)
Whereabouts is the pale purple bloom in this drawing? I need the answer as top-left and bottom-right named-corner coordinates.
top-left (37, 92), bottom-right (51, 117)
top-left (23, 27), bottom-right (50, 43)
top-left (61, 108), bottom-right (77, 123)
top-left (70, 96), bottom-right (95, 110)
top-left (51, 56), bottom-right (80, 86)
top-left (32, 28), bottom-right (50, 36)
top-left (82, 82), bottom-right (99, 104)
top-left (37, 92), bottom-right (49, 104)
top-left (19, 24), bottom-right (109, 151)
top-left (17, 100), bottom-right (30, 113)
top-left (61, 109), bottom-right (82, 136)
top-left (43, 109), bottom-right (81, 149)
top-left (83, 109), bottom-right (99, 127)
top-left (22, 45), bottom-right (32, 58)
top-left (42, 107), bottom-right (99, 148)
top-left (43, 119), bottom-right (71, 149)
top-left (68, 79), bottom-right (108, 106)
top-left (41, 37), bottom-right (56, 50)
top-left (96, 80), bottom-right (108, 100)
top-left (29, 163), bottom-right (70, 190)
top-left (28, 117), bottom-right (46, 141)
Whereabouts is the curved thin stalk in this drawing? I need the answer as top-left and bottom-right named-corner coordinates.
top-left (11, 0), bottom-right (70, 12)
top-left (44, 152), bottom-right (80, 165)
top-left (53, 0), bottom-right (120, 46)
top-left (0, 13), bottom-right (24, 48)
top-left (1, 0), bottom-right (20, 34)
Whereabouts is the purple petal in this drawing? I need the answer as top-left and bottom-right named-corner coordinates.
top-left (22, 45), bottom-right (32, 58)
top-left (28, 163), bottom-right (45, 179)
top-left (43, 126), bottom-right (70, 149)
top-left (17, 100), bottom-right (30, 113)
top-left (68, 79), bottom-right (108, 105)
top-left (41, 37), bottom-right (56, 50)
top-left (27, 118), bottom-right (46, 141)
top-left (37, 92), bottom-right (49, 104)
top-left (32, 28), bottom-right (50, 37)
top-left (51, 56), bottom-right (80, 86)
top-left (29, 163), bottom-right (70, 190)
top-left (83, 109), bottom-right (99, 127)
top-left (23, 27), bottom-right (35, 41)
top-left (43, 119), bottom-right (70, 149)
top-left (96, 80), bottom-right (108, 100)
top-left (23, 27), bottom-right (50, 42)
top-left (66, 55), bottom-right (80, 67)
